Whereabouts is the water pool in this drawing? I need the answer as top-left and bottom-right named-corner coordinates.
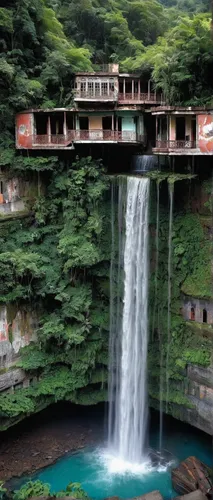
top-left (34, 419), bottom-right (212, 500)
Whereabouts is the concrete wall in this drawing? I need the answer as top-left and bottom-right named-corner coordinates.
top-left (122, 117), bottom-right (136, 132)
top-left (182, 295), bottom-right (213, 324)
top-left (16, 113), bottom-right (33, 149)
top-left (169, 115), bottom-right (176, 140)
top-left (185, 364), bottom-right (213, 435)
top-left (0, 176), bottom-right (37, 215)
top-left (89, 116), bottom-right (102, 130)
top-left (0, 306), bottom-right (37, 394)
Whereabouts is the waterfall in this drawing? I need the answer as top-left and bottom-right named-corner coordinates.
top-left (108, 176), bottom-right (150, 465)
top-left (131, 155), bottom-right (158, 173)
top-left (166, 183), bottom-right (174, 413)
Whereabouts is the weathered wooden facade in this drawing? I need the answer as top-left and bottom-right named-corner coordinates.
top-left (15, 65), bottom-right (213, 155)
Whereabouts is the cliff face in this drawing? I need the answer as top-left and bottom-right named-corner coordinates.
top-left (0, 158), bottom-right (110, 431)
top-left (148, 176), bottom-right (213, 435)
top-left (0, 167), bottom-right (213, 435)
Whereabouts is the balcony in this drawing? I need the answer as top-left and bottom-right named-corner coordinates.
top-left (74, 89), bottom-right (117, 102)
top-left (153, 139), bottom-right (197, 154)
top-left (31, 130), bottom-right (144, 148)
top-left (118, 93), bottom-right (164, 105)
top-left (74, 130), bottom-right (142, 142)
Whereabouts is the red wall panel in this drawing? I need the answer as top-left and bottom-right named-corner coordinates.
top-left (198, 114), bottom-right (213, 153)
top-left (16, 113), bottom-right (33, 149)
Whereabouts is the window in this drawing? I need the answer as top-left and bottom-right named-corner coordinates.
top-left (190, 307), bottom-right (195, 321)
top-left (95, 82), bottom-right (100, 96)
top-left (80, 81), bottom-right (86, 95)
top-left (109, 79), bottom-right (115, 92)
top-left (88, 80), bottom-right (94, 96)
top-left (203, 309), bottom-right (207, 323)
top-left (101, 82), bottom-right (108, 96)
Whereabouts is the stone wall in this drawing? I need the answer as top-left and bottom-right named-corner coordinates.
top-left (0, 306), bottom-right (37, 394)
top-left (182, 295), bottom-right (213, 324)
top-left (184, 364), bottom-right (213, 434)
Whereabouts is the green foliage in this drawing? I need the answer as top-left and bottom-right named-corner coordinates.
top-left (148, 180), bottom-right (213, 415)
top-left (12, 480), bottom-right (89, 500)
top-left (0, 157), bottom-right (111, 425)
top-left (135, 14), bottom-right (213, 104)
top-left (0, 482), bottom-right (7, 500)
top-left (56, 482), bottom-right (89, 499)
top-left (13, 481), bottom-right (51, 500)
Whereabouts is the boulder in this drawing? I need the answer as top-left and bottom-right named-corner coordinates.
top-left (172, 456), bottom-right (213, 496)
top-left (174, 490), bottom-right (207, 500)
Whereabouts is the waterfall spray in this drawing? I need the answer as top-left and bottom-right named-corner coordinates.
top-left (108, 176), bottom-right (150, 465)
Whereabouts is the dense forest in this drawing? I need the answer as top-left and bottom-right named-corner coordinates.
top-left (0, 0), bottom-right (213, 428)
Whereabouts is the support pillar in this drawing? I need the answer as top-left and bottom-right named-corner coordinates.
top-left (63, 111), bottom-right (67, 139)
top-left (47, 116), bottom-right (51, 144)
top-left (156, 116), bottom-right (158, 143)
top-left (167, 115), bottom-right (169, 141)
top-left (148, 80), bottom-right (151, 101)
top-left (132, 80), bottom-right (134, 99)
top-left (123, 79), bottom-right (126, 98)
top-left (138, 80), bottom-right (141, 99)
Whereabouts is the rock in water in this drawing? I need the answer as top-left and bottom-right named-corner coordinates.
top-left (174, 489), bottom-right (208, 500)
top-left (132, 491), bottom-right (163, 500)
top-left (172, 456), bottom-right (213, 496)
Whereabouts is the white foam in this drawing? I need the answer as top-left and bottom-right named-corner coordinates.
top-left (98, 448), bottom-right (171, 477)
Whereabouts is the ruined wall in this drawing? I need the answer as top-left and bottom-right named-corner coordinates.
top-left (0, 306), bottom-right (37, 394)
top-left (0, 172), bottom-right (39, 216)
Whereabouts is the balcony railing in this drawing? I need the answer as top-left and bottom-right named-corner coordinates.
top-left (74, 90), bottom-right (117, 100)
top-left (32, 130), bottom-right (143, 146)
top-left (154, 140), bottom-right (197, 150)
top-left (118, 93), bottom-right (163, 103)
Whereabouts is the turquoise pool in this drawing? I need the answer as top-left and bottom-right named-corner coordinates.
top-left (34, 418), bottom-right (212, 500)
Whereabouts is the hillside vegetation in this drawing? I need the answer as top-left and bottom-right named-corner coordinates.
top-left (0, 0), bottom-right (213, 428)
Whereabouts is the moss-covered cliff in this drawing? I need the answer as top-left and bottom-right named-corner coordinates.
top-left (0, 157), bottom-right (110, 430)
top-left (148, 175), bottom-right (213, 434)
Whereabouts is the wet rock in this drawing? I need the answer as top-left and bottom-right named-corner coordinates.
top-left (174, 490), bottom-right (208, 500)
top-left (132, 491), bottom-right (163, 500)
top-left (104, 496), bottom-right (120, 500)
top-left (172, 456), bottom-right (212, 496)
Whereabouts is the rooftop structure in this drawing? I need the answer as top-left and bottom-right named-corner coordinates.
top-left (15, 65), bottom-right (213, 155)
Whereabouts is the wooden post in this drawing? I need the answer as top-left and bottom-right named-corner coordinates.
top-left (148, 80), bottom-right (151, 100)
top-left (156, 116), bottom-right (158, 142)
top-left (111, 114), bottom-right (114, 131)
top-left (138, 80), bottom-right (141, 99)
top-left (107, 80), bottom-right (110, 97)
top-left (123, 78), bottom-right (126, 98)
top-left (47, 116), bottom-right (51, 144)
top-left (167, 115), bottom-right (169, 141)
top-left (132, 80), bottom-right (134, 99)
top-left (63, 111), bottom-right (67, 139)
top-left (56, 121), bottom-right (59, 135)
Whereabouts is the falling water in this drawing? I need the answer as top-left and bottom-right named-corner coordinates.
top-left (108, 176), bottom-right (150, 464)
top-left (166, 182), bottom-right (174, 413)
top-left (131, 155), bottom-right (158, 173)
top-left (108, 179), bottom-right (126, 445)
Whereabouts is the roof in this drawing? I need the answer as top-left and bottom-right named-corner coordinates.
top-left (151, 105), bottom-right (208, 115)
